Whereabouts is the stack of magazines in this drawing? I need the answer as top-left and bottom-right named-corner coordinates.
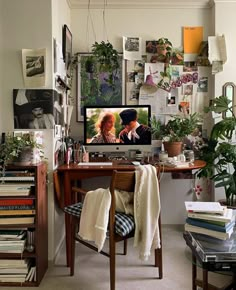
top-left (184, 201), bottom-right (235, 240)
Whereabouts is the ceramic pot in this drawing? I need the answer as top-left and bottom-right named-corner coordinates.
top-left (13, 147), bottom-right (33, 165)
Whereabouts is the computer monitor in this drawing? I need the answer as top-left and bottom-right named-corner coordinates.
top-left (83, 105), bottom-right (152, 154)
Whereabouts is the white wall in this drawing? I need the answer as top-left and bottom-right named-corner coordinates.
top-left (69, 5), bottom-right (213, 224)
top-left (51, 0), bottom-right (71, 261)
top-left (0, 0), bottom-right (3, 133)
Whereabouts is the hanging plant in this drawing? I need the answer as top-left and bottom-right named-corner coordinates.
top-left (91, 41), bottom-right (120, 88)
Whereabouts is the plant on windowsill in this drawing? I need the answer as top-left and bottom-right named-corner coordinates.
top-left (196, 95), bottom-right (236, 207)
top-left (0, 133), bottom-right (44, 178)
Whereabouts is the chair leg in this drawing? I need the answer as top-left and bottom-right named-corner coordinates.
top-left (123, 239), bottom-right (127, 255)
top-left (70, 217), bottom-right (76, 276)
top-left (109, 239), bottom-right (116, 290)
top-left (155, 248), bottom-right (163, 279)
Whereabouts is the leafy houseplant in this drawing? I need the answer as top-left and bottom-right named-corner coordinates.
top-left (91, 41), bottom-right (120, 87)
top-left (150, 116), bottom-right (165, 141)
top-left (0, 133), bottom-right (43, 171)
top-left (197, 95), bottom-right (236, 206)
top-left (150, 113), bottom-right (202, 157)
top-left (163, 113), bottom-right (202, 143)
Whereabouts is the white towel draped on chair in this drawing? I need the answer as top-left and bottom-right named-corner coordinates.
top-left (134, 164), bottom-right (161, 261)
top-left (78, 187), bottom-right (111, 252)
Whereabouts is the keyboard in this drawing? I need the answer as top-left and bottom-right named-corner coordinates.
top-left (78, 162), bottom-right (113, 166)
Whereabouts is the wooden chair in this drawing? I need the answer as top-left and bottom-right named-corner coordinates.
top-left (64, 170), bottom-right (162, 290)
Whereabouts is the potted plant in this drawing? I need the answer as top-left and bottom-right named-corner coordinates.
top-left (162, 113), bottom-right (202, 157)
top-left (91, 41), bottom-right (120, 88)
top-left (197, 95), bottom-right (236, 206)
top-left (0, 133), bottom-right (43, 172)
top-left (150, 116), bottom-right (165, 155)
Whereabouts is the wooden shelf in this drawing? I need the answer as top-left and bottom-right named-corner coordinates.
top-left (0, 163), bottom-right (48, 286)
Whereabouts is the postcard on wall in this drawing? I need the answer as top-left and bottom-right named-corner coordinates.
top-left (183, 26), bottom-right (203, 61)
top-left (123, 36), bottom-right (142, 60)
top-left (22, 48), bottom-right (46, 87)
top-left (144, 63), bottom-right (164, 86)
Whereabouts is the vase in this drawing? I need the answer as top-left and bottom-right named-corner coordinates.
top-left (194, 177), bottom-right (213, 201)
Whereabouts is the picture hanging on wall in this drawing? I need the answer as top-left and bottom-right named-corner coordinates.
top-left (76, 54), bottom-right (124, 122)
top-left (13, 89), bottom-right (63, 129)
top-left (62, 24), bottom-right (72, 73)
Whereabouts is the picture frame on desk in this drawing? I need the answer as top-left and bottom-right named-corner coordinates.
top-left (76, 54), bottom-right (124, 122)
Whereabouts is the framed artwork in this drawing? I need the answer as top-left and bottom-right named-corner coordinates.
top-left (76, 54), bottom-right (124, 122)
top-left (62, 24), bottom-right (72, 71)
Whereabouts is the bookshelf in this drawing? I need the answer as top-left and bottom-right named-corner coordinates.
top-left (0, 162), bottom-right (48, 286)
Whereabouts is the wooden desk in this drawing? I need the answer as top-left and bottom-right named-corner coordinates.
top-left (56, 160), bottom-right (206, 268)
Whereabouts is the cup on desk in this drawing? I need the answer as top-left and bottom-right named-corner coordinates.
top-left (82, 152), bottom-right (89, 163)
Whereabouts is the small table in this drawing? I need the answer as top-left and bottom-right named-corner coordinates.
top-left (183, 230), bottom-right (236, 290)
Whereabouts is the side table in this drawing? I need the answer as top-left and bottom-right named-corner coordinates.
top-left (183, 230), bottom-right (236, 290)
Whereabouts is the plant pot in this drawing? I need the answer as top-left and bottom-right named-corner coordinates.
top-left (12, 147), bottom-right (33, 165)
top-left (163, 141), bottom-right (183, 157)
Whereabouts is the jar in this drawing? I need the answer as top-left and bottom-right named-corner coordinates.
top-left (184, 150), bottom-right (195, 163)
top-left (159, 151), bottom-right (168, 162)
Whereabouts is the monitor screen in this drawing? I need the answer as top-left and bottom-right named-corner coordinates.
top-left (84, 105), bottom-right (152, 153)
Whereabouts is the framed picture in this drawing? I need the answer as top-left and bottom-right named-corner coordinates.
top-left (62, 24), bottom-right (72, 71)
top-left (76, 54), bottom-right (124, 122)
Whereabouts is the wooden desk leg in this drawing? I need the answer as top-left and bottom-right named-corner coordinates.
top-left (202, 268), bottom-right (208, 290)
top-left (192, 254), bottom-right (197, 290)
top-left (64, 172), bottom-right (72, 267)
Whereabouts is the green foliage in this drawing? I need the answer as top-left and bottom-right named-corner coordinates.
top-left (197, 95), bottom-right (236, 206)
top-left (150, 116), bottom-right (165, 140)
top-left (91, 41), bottom-right (120, 87)
top-left (164, 113), bottom-right (202, 142)
top-left (0, 133), bottom-right (43, 168)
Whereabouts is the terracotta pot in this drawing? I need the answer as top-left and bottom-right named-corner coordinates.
top-left (163, 141), bottom-right (183, 157)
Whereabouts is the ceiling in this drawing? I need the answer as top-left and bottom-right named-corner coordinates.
top-left (66, 0), bottom-right (213, 9)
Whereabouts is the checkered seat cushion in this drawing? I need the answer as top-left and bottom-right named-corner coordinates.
top-left (64, 202), bottom-right (135, 237)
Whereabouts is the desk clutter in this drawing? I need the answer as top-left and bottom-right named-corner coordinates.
top-left (184, 201), bottom-right (235, 240)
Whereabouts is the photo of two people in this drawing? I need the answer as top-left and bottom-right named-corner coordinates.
top-left (85, 106), bottom-right (151, 145)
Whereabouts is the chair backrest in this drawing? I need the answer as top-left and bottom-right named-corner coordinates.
top-left (110, 170), bottom-right (135, 193)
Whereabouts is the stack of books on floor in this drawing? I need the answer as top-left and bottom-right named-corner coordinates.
top-left (0, 259), bottom-right (34, 283)
top-left (184, 201), bottom-right (235, 240)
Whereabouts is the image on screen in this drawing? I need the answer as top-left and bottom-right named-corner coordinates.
top-left (84, 105), bottom-right (151, 146)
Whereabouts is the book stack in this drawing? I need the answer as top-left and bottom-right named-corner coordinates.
top-left (0, 183), bottom-right (33, 197)
top-left (0, 198), bottom-right (35, 225)
top-left (0, 230), bottom-right (26, 254)
top-left (0, 170), bottom-right (35, 182)
top-left (0, 259), bottom-right (31, 283)
top-left (184, 201), bottom-right (235, 240)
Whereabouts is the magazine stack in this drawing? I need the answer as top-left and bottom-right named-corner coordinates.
top-left (184, 201), bottom-right (235, 240)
